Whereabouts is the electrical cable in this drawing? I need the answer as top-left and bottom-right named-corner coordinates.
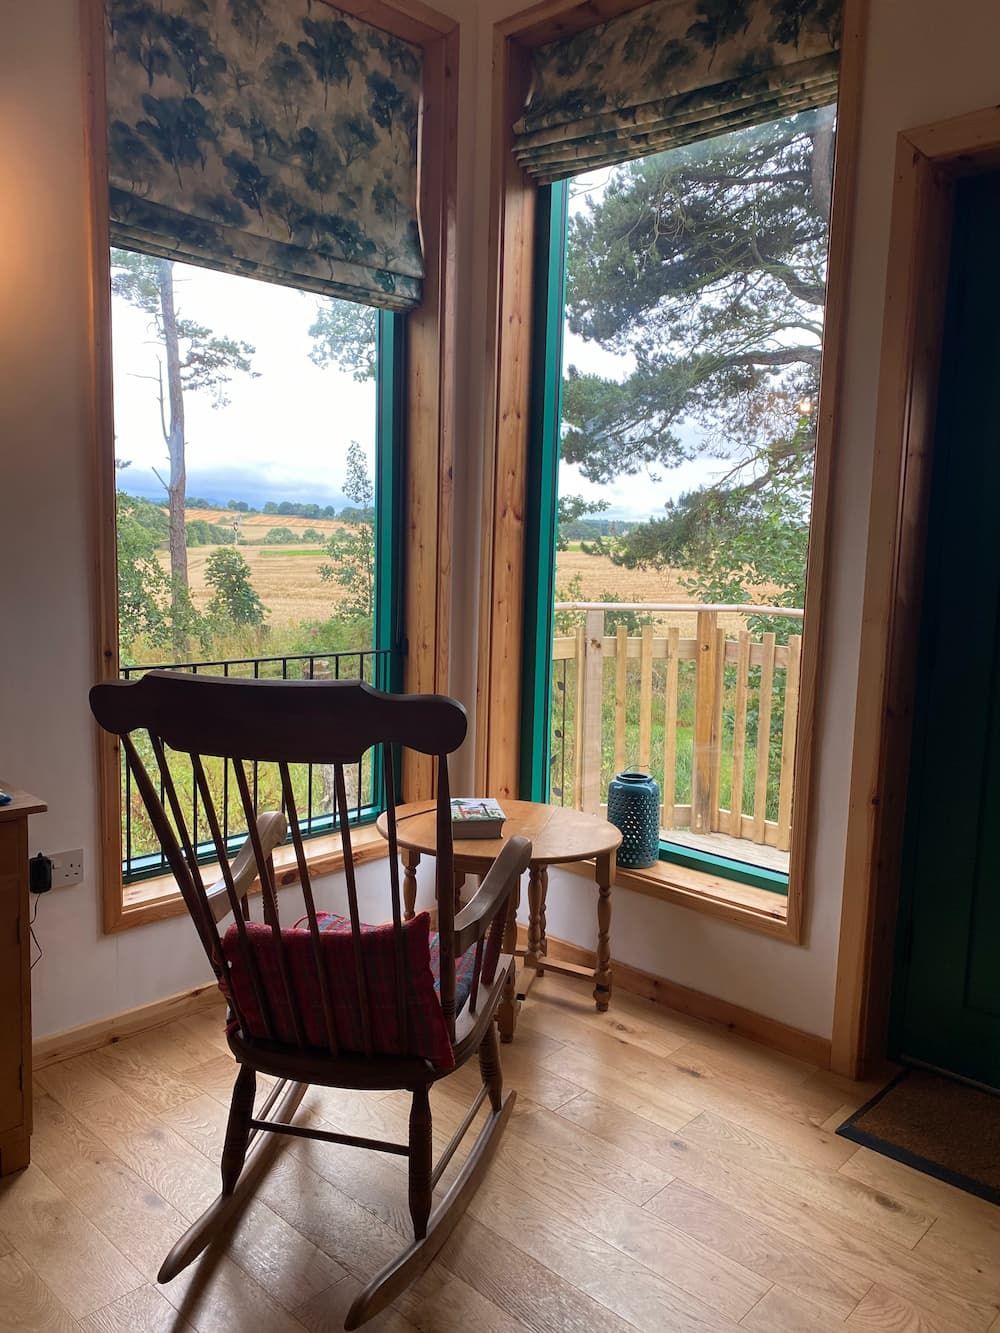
top-left (29, 892), bottom-right (43, 970)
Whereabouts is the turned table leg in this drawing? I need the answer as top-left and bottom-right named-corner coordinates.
top-left (525, 865), bottom-right (548, 976)
top-left (402, 848), bottom-right (421, 921)
top-left (594, 850), bottom-right (614, 1011)
top-left (538, 866), bottom-right (548, 967)
top-left (497, 868), bottom-right (523, 1043)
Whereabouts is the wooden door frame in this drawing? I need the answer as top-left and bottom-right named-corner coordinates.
top-left (476, 0), bottom-right (868, 948)
top-left (831, 106), bottom-right (1000, 1078)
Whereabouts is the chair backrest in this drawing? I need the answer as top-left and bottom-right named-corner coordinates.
top-left (90, 672), bottom-right (469, 1063)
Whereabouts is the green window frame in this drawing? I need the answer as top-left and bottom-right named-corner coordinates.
top-left (118, 301), bottom-right (407, 888)
top-left (519, 182), bottom-right (788, 897)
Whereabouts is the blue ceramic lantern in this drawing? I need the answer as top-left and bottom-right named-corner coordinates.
top-left (607, 771), bottom-right (661, 869)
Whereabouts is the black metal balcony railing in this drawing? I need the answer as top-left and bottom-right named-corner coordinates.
top-left (120, 648), bottom-right (395, 885)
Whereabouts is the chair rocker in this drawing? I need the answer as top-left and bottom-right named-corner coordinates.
top-left (90, 671), bottom-right (530, 1329)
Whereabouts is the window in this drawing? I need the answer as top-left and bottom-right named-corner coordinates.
top-left (522, 106), bottom-right (837, 896)
top-left (85, 0), bottom-right (458, 936)
top-left (109, 249), bottom-right (404, 908)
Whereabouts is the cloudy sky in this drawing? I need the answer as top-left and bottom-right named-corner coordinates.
top-left (111, 174), bottom-right (722, 520)
top-left (111, 262), bottom-right (377, 512)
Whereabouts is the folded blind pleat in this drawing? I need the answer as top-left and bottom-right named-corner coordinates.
top-left (105, 0), bottom-right (424, 310)
top-left (513, 0), bottom-right (840, 184)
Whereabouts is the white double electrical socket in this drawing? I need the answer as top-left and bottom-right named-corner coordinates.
top-left (48, 849), bottom-right (84, 888)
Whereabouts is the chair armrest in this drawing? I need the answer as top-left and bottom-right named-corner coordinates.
top-left (453, 835), bottom-right (532, 957)
top-left (205, 810), bottom-right (288, 923)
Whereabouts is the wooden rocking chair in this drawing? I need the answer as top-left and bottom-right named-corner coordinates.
top-left (89, 671), bottom-right (530, 1329)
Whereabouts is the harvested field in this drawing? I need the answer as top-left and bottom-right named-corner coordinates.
top-left (161, 543), bottom-right (349, 623)
top-left (160, 508), bottom-right (785, 630)
top-left (554, 548), bottom-right (783, 632)
top-left (187, 508), bottom-right (346, 539)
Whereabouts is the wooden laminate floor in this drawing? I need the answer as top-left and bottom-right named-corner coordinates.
top-left (3, 975), bottom-right (1000, 1332)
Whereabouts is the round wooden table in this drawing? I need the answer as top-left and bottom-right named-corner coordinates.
top-left (376, 800), bottom-right (622, 1041)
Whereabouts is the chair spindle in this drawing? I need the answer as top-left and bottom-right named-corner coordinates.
top-left (190, 752), bottom-right (272, 1039)
top-left (278, 762), bottom-right (340, 1055)
top-left (233, 757), bottom-right (307, 1050)
top-left (382, 744), bottom-right (410, 1053)
top-left (434, 756), bottom-right (456, 1037)
top-left (334, 763), bottom-right (374, 1057)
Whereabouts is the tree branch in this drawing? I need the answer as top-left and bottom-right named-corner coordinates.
top-left (725, 346), bottom-right (822, 368)
top-left (156, 360), bottom-right (168, 445)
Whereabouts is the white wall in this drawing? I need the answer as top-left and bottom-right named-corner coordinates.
top-left (2, 3), bottom-right (207, 1037)
top-left (5, 0), bottom-right (1000, 1042)
top-left (0, 0), bottom-right (449, 1039)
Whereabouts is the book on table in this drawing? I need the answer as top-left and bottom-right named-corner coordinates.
top-left (450, 798), bottom-right (506, 839)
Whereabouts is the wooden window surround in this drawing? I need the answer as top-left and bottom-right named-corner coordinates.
top-left (81, 0), bottom-right (458, 933)
top-left (476, 0), bottom-right (869, 944)
top-left (832, 105), bottom-right (1000, 1078)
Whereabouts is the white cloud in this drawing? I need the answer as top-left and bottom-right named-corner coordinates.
top-left (111, 260), bottom-right (375, 508)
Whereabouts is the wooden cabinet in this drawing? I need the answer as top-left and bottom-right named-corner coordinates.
top-left (0, 784), bottom-right (45, 1175)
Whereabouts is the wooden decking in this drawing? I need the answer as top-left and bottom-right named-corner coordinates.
top-left (3, 976), bottom-right (999, 1331)
top-left (662, 827), bottom-right (791, 874)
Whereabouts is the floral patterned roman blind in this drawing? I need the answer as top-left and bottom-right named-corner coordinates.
top-left (105, 0), bottom-right (424, 309)
top-left (513, 0), bottom-right (840, 183)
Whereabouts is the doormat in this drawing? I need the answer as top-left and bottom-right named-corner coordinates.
top-left (837, 1068), bottom-right (1000, 1207)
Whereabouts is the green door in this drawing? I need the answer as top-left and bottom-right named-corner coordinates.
top-left (894, 170), bottom-right (1000, 1090)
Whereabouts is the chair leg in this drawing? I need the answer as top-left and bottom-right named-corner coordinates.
top-left (408, 1085), bottom-right (433, 1241)
top-left (158, 1077), bottom-right (307, 1286)
top-left (478, 1017), bottom-right (504, 1114)
top-left (220, 1063), bottom-right (256, 1196)
top-left (346, 1082), bottom-right (516, 1330)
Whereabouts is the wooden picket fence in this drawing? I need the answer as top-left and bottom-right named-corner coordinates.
top-left (549, 604), bottom-right (803, 852)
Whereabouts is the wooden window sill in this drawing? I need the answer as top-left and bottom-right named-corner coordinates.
top-left (111, 825), bottom-right (390, 933)
top-left (561, 855), bottom-right (799, 943)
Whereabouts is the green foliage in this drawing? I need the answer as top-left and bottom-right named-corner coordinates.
top-left (308, 299), bottom-right (376, 381)
top-left (556, 494), bottom-right (609, 551)
top-left (169, 580), bottom-right (213, 653)
top-left (338, 504), bottom-right (375, 524)
top-left (558, 512), bottom-right (633, 544)
top-left (300, 527), bottom-right (323, 543)
top-left (281, 613), bottom-right (374, 657)
top-left (553, 574), bottom-right (653, 635)
top-left (124, 492), bottom-right (169, 543)
top-left (553, 572), bottom-right (586, 633)
top-left (116, 493), bottom-right (172, 657)
top-left (598, 595), bottom-right (655, 636)
top-left (562, 108), bottom-right (834, 606)
top-left (615, 418), bottom-right (813, 641)
top-left (111, 249), bottom-right (257, 407)
top-left (204, 548), bottom-right (266, 627)
top-left (262, 525), bottom-right (299, 544)
top-left (116, 491), bottom-right (218, 657)
top-left (262, 499), bottom-right (339, 517)
top-left (320, 441), bottom-right (374, 619)
top-left (185, 518), bottom-right (233, 546)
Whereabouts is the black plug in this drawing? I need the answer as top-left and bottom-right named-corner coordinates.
top-left (29, 853), bottom-right (52, 894)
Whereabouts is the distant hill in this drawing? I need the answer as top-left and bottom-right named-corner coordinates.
top-left (116, 469), bottom-right (352, 514)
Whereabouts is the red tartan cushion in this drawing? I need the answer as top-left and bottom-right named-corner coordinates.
top-left (314, 909), bottom-right (507, 1014)
top-left (221, 910), bottom-right (455, 1071)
